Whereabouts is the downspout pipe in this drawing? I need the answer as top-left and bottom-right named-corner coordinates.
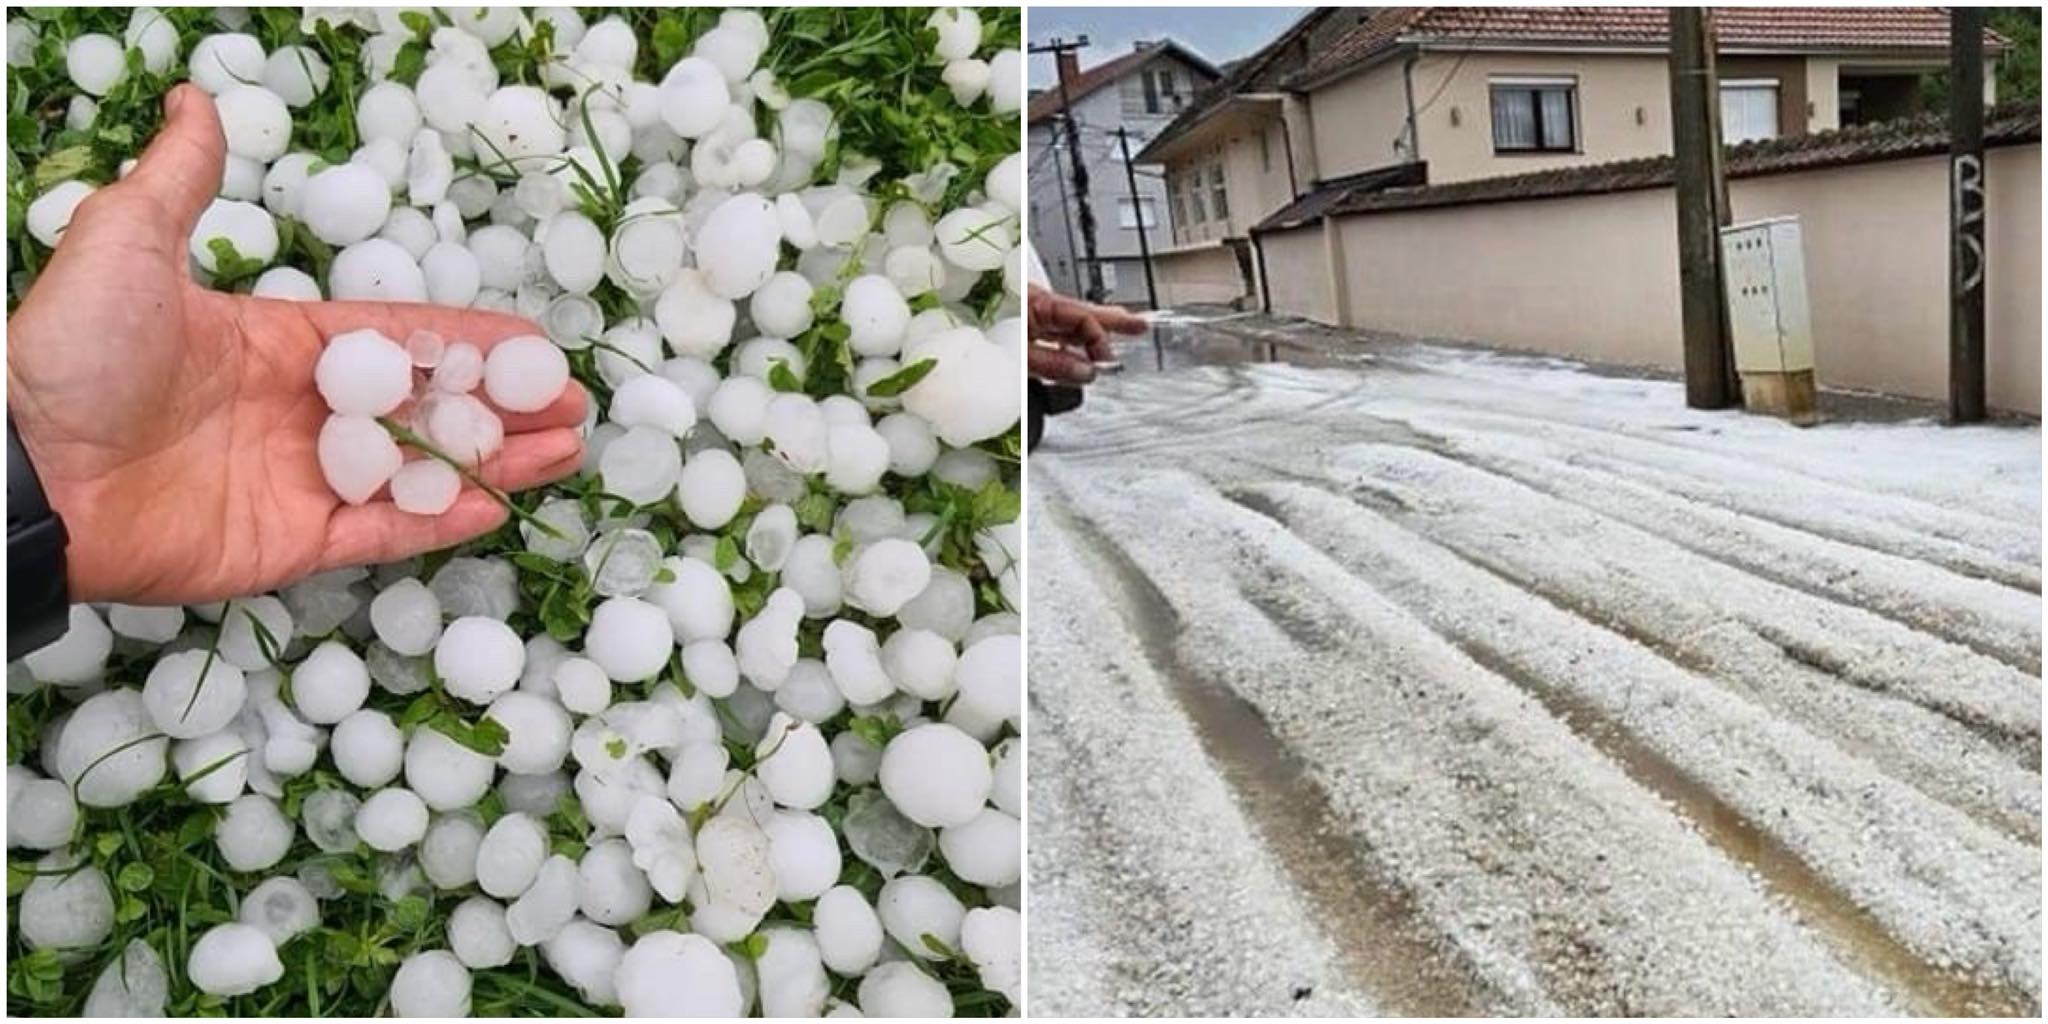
top-left (1401, 50), bottom-right (1421, 162)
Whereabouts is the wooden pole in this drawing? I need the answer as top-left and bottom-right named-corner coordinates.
top-left (1667, 7), bottom-right (1736, 409)
top-left (1949, 9), bottom-right (1987, 422)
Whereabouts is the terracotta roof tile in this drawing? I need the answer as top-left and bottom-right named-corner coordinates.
top-left (1291, 7), bottom-right (2008, 87)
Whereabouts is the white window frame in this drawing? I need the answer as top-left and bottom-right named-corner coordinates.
top-left (1117, 196), bottom-right (1159, 230)
top-left (1719, 78), bottom-right (1781, 143)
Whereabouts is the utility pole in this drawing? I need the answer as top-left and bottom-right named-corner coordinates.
top-left (1114, 127), bottom-right (1159, 310)
top-left (1948, 8), bottom-right (1987, 422)
top-left (1045, 141), bottom-right (1083, 296)
top-left (1030, 35), bottom-right (1104, 300)
top-left (1667, 7), bottom-right (1736, 409)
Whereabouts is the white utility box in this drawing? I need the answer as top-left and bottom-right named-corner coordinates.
top-left (1719, 216), bottom-right (1818, 423)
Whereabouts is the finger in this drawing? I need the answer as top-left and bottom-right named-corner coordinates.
top-left (495, 380), bottom-right (589, 434)
top-left (1086, 302), bottom-right (1150, 336)
top-left (299, 301), bottom-right (542, 351)
top-left (120, 84), bottom-right (226, 242)
top-left (319, 490), bottom-right (510, 571)
top-left (1029, 345), bottom-right (1096, 386)
top-left (469, 428), bottom-right (584, 493)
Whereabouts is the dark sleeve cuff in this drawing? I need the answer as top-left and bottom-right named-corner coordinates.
top-left (8, 419), bottom-right (71, 660)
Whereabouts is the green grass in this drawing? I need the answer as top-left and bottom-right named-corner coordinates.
top-left (7, 6), bottom-right (1020, 1016)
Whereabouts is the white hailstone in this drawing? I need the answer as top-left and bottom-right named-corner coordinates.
top-left (355, 80), bottom-right (421, 145)
top-left (476, 85), bottom-right (567, 166)
top-left (408, 131), bottom-right (455, 208)
top-left (663, 740), bottom-right (727, 814)
top-left (830, 731), bottom-right (883, 787)
top-left (775, 659), bottom-right (845, 725)
top-left (435, 616), bottom-right (526, 704)
top-left (988, 48), bottom-right (1022, 113)
top-left (878, 874), bottom-right (967, 962)
top-left (583, 596), bottom-right (674, 683)
top-left (899, 568), bottom-right (974, 641)
top-left (695, 814), bottom-right (776, 916)
top-left (22, 605), bottom-right (110, 686)
top-left (187, 924), bottom-right (283, 997)
top-left (544, 920), bottom-right (627, 1007)
top-left (750, 271), bottom-right (815, 339)
top-left (56, 690), bottom-right (167, 807)
top-left (542, 210), bottom-right (606, 293)
top-left (842, 538), bottom-right (933, 618)
top-left (984, 152), bottom-right (1023, 215)
top-left (215, 85), bottom-right (292, 161)
top-left (933, 208), bottom-right (1011, 273)
top-left (879, 723), bottom-right (991, 828)
top-left (355, 787), bottom-right (430, 851)
top-left (780, 536), bottom-right (843, 617)
top-left (331, 237), bottom-right (428, 301)
top-left (884, 246), bottom-right (946, 298)
top-left (654, 269), bottom-right (737, 359)
top-left (391, 950), bottom-right (471, 1017)
top-left (122, 8), bottom-right (178, 74)
top-left (859, 961), bottom-right (952, 1017)
top-left (814, 885), bottom-right (884, 976)
top-left (598, 425), bottom-right (685, 506)
top-left (300, 163), bottom-right (393, 245)
top-left (480, 335), bottom-right (572, 414)
top-left (468, 223), bottom-right (531, 291)
top-left (928, 8), bottom-right (983, 60)
top-left (948, 633), bottom-right (1021, 739)
top-left (262, 45), bottom-right (330, 106)
top-left (259, 152), bottom-right (317, 217)
top-left (593, 318), bottom-right (662, 387)
top-left (657, 57), bottom-right (730, 138)
top-left (188, 32), bottom-right (265, 94)
top-left (190, 198), bottom-right (280, 273)
top-left (216, 794), bottom-right (293, 871)
top-left (355, 135), bottom-right (409, 189)
top-left (507, 854), bottom-right (579, 945)
top-left (239, 877), bottom-right (319, 945)
top-left (449, 896), bottom-right (516, 968)
top-left (172, 730), bottom-right (249, 804)
top-left (881, 628), bottom-right (957, 701)
top-left (960, 906), bottom-right (1020, 1003)
top-left (26, 180), bottom-right (94, 248)
top-left (433, 341), bottom-right (487, 392)
top-left (762, 393), bottom-right (829, 474)
top-left (677, 449), bottom-right (746, 529)
top-left (826, 423), bottom-right (891, 496)
top-left (841, 275), bottom-right (912, 357)
top-left (744, 505), bottom-right (799, 572)
top-left (551, 657), bottom-right (612, 716)
top-left (331, 709), bottom-right (403, 788)
top-left (7, 774), bottom-right (78, 849)
top-left (378, 206), bottom-right (437, 260)
top-left (901, 326), bottom-right (1022, 446)
top-left (138, 648), bottom-right (247, 739)
top-left (757, 927), bottom-right (831, 1018)
top-left (644, 556), bottom-right (733, 643)
top-left (703, 378), bottom-right (769, 452)
top-left (317, 414), bottom-right (404, 505)
top-left (390, 458), bottom-right (462, 516)
top-left (942, 59), bottom-right (991, 106)
top-left (405, 726), bottom-right (498, 811)
top-left (370, 578), bottom-right (443, 656)
top-left (762, 810), bottom-right (840, 903)
top-left (696, 192), bottom-right (781, 299)
top-left (290, 640), bottom-right (370, 724)
top-left (622, 797), bottom-right (695, 903)
top-left (252, 266), bottom-right (322, 300)
top-left (940, 808), bottom-right (1020, 887)
top-left (217, 153), bottom-right (262, 200)
top-left (84, 938), bottom-right (169, 1017)
top-left (617, 931), bottom-right (743, 1017)
top-left (822, 620), bottom-right (894, 706)
top-left (423, 392), bottom-right (505, 468)
top-left (754, 714), bottom-right (833, 810)
top-left (412, 242), bottom-right (480, 306)
top-left (421, 813), bottom-right (488, 890)
top-left (18, 850), bottom-right (113, 952)
top-left (609, 374), bottom-right (697, 438)
top-left (989, 739), bottom-right (1021, 818)
top-left (477, 812), bottom-right (549, 899)
top-left (578, 837), bottom-right (653, 926)
top-left (65, 34), bottom-right (126, 96)
top-left (678, 642), bottom-right (740, 702)
top-left (487, 691), bottom-right (573, 774)
top-left (736, 589), bottom-right (805, 687)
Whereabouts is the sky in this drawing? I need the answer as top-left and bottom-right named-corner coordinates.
top-left (1025, 7), bottom-right (1309, 89)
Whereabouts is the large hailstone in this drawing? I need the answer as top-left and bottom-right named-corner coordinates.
top-left (55, 689), bottom-right (168, 807)
top-left (695, 192), bottom-right (782, 299)
top-left (300, 162), bottom-right (393, 246)
top-left (190, 198), bottom-right (280, 273)
top-left (26, 180), bottom-right (95, 249)
top-left (616, 931), bottom-right (743, 1017)
top-left (141, 648), bottom-right (248, 739)
top-left (18, 851), bottom-right (114, 952)
top-left (186, 923), bottom-right (284, 996)
top-left (434, 616), bottom-right (527, 704)
top-left (215, 85), bottom-right (292, 162)
top-left (475, 85), bottom-right (566, 166)
top-left (878, 723), bottom-right (992, 828)
top-left (900, 326), bottom-right (1023, 446)
top-left (391, 950), bottom-right (472, 1017)
top-left (754, 714), bottom-right (833, 810)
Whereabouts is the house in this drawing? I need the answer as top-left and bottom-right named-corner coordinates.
top-left (1026, 39), bottom-right (1221, 305)
top-left (1138, 7), bottom-right (2006, 308)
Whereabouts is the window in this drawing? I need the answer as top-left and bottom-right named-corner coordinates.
top-left (1208, 162), bottom-right (1229, 220)
top-left (1490, 77), bottom-right (1577, 152)
top-left (1187, 176), bottom-right (1207, 223)
top-left (1140, 67), bottom-right (1181, 114)
top-left (1117, 197), bottom-right (1158, 229)
top-left (1719, 80), bottom-right (1780, 143)
top-left (1168, 180), bottom-right (1187, 229)
top-left (1099, 262), bottom-right (1118, 290)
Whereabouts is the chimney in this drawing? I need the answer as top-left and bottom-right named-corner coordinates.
top-left (1057, 50), bottom-right (1081, 88)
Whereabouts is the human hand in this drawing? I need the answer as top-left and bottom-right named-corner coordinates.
top-left (1026, 284), bottom-right (1148, 385)
top-left (6, 85), bottom-right (587, 607)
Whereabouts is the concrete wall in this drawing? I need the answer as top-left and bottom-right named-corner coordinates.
top-left (1155, 243), bottom-right (1250, 307)
top-left (1260, 143), bottom-right (2042, 414)
top-left (1305, 58), bottom-right (1415, 180)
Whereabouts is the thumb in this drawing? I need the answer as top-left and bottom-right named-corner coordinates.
top-left (119, 84), bottom-right (226, 240)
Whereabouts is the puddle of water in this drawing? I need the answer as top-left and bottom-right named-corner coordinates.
top-left (1043, 487), bottom-right (1493, 1016)
top-left (1226, 486), bottom-right (2038, 1018)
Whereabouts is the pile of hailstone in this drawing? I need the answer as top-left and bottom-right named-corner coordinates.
top-left (10, 6), bottom-right (1020, 1018)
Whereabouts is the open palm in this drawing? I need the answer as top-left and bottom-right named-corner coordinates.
top-left (7, 85), bottom-right (586, 606)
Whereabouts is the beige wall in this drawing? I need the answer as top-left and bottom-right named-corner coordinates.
top-left (1259, 144), bottom-right (2042, 414)
top-left (1156, 243), bottom-right (1250, 307)
top-left (1164, 109), bottom-right (1297, 244)
top-left (1304, 58), bottom-right (1415, 180)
